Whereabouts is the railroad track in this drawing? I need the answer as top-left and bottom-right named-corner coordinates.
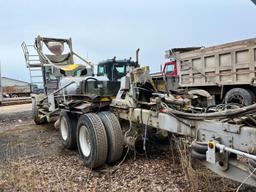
top-left (0, 97), bottom-right (31, 106)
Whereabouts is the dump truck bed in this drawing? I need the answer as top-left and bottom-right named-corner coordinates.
top-left (171, 38), bottom-right (256, 87)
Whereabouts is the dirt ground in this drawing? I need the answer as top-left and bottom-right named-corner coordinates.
top-left (0, 104), bottom-right (255, 192)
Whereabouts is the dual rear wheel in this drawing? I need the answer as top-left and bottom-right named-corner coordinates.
top-left (59, 110), bottom-right (77, 149)
top-left (59, 111), bottom-right (123, 168)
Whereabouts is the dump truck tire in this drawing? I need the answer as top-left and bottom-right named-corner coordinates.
top-left (32, 98), bottom-right (46, 125)
top-left (98, 112), bottom-right (124, 164)
top-left (76, 113), bottom-right (108, 168)
top-left (59, 110), bottom-right (77, 149)
top-left (191, 141), bottom-right (208, 154)
top-left (224, 88), bottom-right (254, 106)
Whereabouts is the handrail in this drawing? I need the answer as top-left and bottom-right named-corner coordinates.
top-left (21, 42), bottom-right (30, 67)
top-left (23, 40), bottom-right (95, 77)
top-left (73, 51), bottom-right (94, 68)
top-left (34, 44), bottom-right (56, 73)
top-left (34, 45), bottom-right (54, 66)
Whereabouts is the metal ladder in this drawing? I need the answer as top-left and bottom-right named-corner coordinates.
top-left (21, 42), bottom-right (44, 92)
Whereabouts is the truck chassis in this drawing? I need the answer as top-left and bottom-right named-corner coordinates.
top-left (58, 66), bottom-right (256, 187)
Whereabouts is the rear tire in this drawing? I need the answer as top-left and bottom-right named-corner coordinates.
top-left (59, 110), bottom-right (77, 149)
top-left (32, 98), bottom-right (46, 125)
top-left (98, 112), bottom-right (124, 164)
top-left (224, 88), bottom-right (254, 106)
top-left (76, 113), bottom-right (108, 169)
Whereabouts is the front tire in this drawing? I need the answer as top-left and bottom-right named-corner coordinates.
top-left (76, 113), bottom-right (108, 169)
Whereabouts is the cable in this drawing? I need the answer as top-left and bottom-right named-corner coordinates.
top-left (162, 101), bottom-right (256, 120)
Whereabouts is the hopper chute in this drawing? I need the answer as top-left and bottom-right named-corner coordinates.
top-left (45, 41), bottom-right (64, 55)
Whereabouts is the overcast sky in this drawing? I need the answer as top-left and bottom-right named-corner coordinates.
top-left (0, 0), bottom-right (255, 81)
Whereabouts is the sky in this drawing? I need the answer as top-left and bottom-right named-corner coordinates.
top-left (0, 0), bottom-right (255, 82)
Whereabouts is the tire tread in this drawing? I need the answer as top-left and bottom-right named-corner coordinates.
top-left (98, 112), bottom-right (123, 164)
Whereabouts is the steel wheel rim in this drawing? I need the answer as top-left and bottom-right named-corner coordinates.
top-left (79, 125), bottom-right (91, 157)
top-left (228, 95), bottom-right (244, 105)
top-left (60, 117), bottom-right (68, 141)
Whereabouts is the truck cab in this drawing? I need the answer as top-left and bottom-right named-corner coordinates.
top-left (97, 59), bottom-right (137, 81)
top-left (163, 60), bottom-right (177, 77)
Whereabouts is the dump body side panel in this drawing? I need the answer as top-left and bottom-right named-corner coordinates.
top-left (174, 38), bottom-right (256, 87)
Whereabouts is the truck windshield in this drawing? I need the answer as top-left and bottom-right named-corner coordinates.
top-left (114, 66), bottom-right (125, 73)
top-left (166, 64), bottom-right (174, 73)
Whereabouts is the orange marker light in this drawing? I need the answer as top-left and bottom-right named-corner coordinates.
top-left (208, 142), bottom-right (214, 149)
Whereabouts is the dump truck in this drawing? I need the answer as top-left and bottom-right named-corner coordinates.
top-left (153, 38), bottom-right (256, 106)
top-left (22, 36), bottom-right (256, 187)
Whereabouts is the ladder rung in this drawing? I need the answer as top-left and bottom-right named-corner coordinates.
top-left (28, 64), bottom-right (42, 67)
top-left (29, 64), bottom-right (40, 66)
top-left (29, 60), bottom-right (40, 62)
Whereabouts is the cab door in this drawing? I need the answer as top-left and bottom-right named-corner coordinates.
top-left (163, 61), bottom-right (179, 91)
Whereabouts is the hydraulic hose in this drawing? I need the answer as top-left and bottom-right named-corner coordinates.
top-left (162, 102), bottom-right (256, 120)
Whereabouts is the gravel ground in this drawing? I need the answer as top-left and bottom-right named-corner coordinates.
top-left (0, 104), bottom-right (255, 192)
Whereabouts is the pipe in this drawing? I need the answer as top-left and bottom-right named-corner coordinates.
top-left (136, 48), bottom-right (140, 67)
top-left (216, 143), bottom-right (256, 161)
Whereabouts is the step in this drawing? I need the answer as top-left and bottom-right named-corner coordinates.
top-left (30, 69), bottom-right (42, 71)
top-left (28, 59), bottom-right (40, 62)
top-left (28, 64), bottom-right (42, 67)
